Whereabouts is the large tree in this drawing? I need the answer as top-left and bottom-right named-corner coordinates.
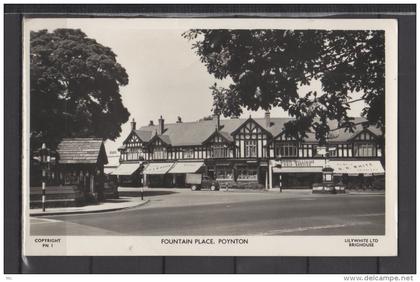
top-left (183, 29), bottom-right (385, 144)
top-left (30, 29), bottom-right (130, 150)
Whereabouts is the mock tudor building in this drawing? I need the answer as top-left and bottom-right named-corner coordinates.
top-left (113, 113), bottom-right (385, 189)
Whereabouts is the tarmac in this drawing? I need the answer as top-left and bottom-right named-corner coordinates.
top-left (29, 187), bottom-right (384, 216)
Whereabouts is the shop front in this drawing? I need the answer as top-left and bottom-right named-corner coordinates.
top-left (111, 162), bottom-right (143, 186)
top-left (203, 160), bottom-right (267, 189)
top-left (142, 162), bottom-right (175, 187)
top-left (269, 159), bottom-right (385, 190)
top-left (271, 159), bottom-right (324, 189)
top-left (329, 160), bottom-right (385, 190)
top-left (234, 160), bottom-right (267, 189)
top-left (204, 161), bottom-right (234, 186)
top-left (167, 161), bottom-right (205, 187)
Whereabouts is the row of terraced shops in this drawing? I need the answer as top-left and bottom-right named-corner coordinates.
top-left (110, 114), bottom-right (385, 190)
top-left (111, 158), bottom-right (384, 190)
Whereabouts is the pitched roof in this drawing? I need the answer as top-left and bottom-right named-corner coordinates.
top-left (203, 129), bottom-right (235, 144)
top-left (57, 138), bottom-right (108, 164)
top-left (134, 130), bottom-right (154, 142)
top-left (325, 118), bottom-right (382, 142)
top-left (135, 116), bottom-right (382, 146)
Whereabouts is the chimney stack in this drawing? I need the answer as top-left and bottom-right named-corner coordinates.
top-left (130, 118), bottom-right (136, 130)
top-left (149, 120), bottom-right (154, 126)
top-left (213, 114), bottom-right (220, 131)
top-left (158, 115), bottom-right (165, 135)
top-left (265, 110), bottom-right (271, 128)
top-left (176, 116), bottom-right (182, 123)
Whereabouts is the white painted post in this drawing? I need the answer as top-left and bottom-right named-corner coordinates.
top-left (268, 162), bottom-right (273, 189)
top-left (42, 180), bottom-right (46, 212)
top-left (279, 174), bottom-right (282, 192)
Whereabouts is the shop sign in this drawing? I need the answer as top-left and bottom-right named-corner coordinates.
top-left (281, 159), bottom-right (326, 168)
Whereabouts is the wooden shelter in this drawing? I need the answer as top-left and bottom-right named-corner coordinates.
top-left (56, 138), bottom-right (108, 201)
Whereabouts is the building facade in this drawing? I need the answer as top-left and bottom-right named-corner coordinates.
top-left (114, 113), bottom-right (385, 189)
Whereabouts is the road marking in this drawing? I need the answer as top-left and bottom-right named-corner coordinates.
top-left (255, 222), bottom-right (371, 235)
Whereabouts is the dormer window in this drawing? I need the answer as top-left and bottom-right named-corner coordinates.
top-left (153, 147), bottom-right (167, 160)
top-left (210, 144), bottom-right (230, 158)
top-left (127, 147), bottom-right (142, 160)
top-left (353, 143), bottom-right (376, 157)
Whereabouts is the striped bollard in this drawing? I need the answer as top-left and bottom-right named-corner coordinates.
top-left (42, 180), bottom-right (46, 212)
top-left (42, 167), bottom-right (46, 212)
top-left (279, 174), bottom-right (282, 193)
top-left (40, 143), bottom-right (50, 212)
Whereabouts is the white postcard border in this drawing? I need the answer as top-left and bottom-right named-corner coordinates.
top-left (22, 18), bottom-right (398, 256)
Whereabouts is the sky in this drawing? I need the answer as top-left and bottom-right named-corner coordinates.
top-left (25, 18), bottom-right (367, 154)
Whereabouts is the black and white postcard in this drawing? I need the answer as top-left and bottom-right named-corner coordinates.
top-left (22, 18), bottom-right (398, 256)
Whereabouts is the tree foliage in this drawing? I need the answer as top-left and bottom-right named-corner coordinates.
top-left (30, 29), bottom-right (130, 150)
top-left (183, 29), bottom-right (385, 143)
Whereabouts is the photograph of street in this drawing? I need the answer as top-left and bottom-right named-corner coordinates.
top-left (27, 19), bottom-right (386, 237)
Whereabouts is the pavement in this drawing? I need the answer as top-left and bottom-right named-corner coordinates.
top-left (30, 196), bottom-right (149, 216)
top-left (30, 187), bottom-right (385, 236)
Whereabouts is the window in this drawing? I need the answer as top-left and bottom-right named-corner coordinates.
top-left (353, 143), bottom-right (376, 157)
top-left (211, 144), bottom-right (229, 158)
top-left (337, 144), bottom-right (353, 157)
top-left (153, 147), bottom-right (167, 159)
top-left (183, 148), bottom-right (194, 159)
top-left (216, 167), bottom-right (233, 180)
top-left (127, 148), bottom-right (141, 160)
top-left (237, 167), bottom-right (258, 180)
top-left (244, 140), bottom-right (257, 158)
top-left (275, 142), bottom-right (298, 157)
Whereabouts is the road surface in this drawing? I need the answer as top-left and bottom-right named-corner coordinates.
top-left (30, 189), bottom-right (385, 236)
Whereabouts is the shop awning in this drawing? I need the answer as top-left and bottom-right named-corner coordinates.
top-left (329, 160), bottom-right (385, 175)
top-left (272, 167), bottom-right (323, 173)
top-left (111, 163), bottom-right (142, 176)
top-left (168, 162), bottom-right (204, 174)
top-left (143, 162), bottom-right (175, 175)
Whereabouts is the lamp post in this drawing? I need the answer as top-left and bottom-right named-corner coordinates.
top-left (140, 186), bottom-right (144, 200)
top-left (274, 157), bottom-right (282, 193)
top-left (139, 172), bottom-right (144, 200)
top-left (39, 143), bottom-right (50, 212)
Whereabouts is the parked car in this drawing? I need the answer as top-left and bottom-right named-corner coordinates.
top-left (186, 173), bottom-right (220, 191)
